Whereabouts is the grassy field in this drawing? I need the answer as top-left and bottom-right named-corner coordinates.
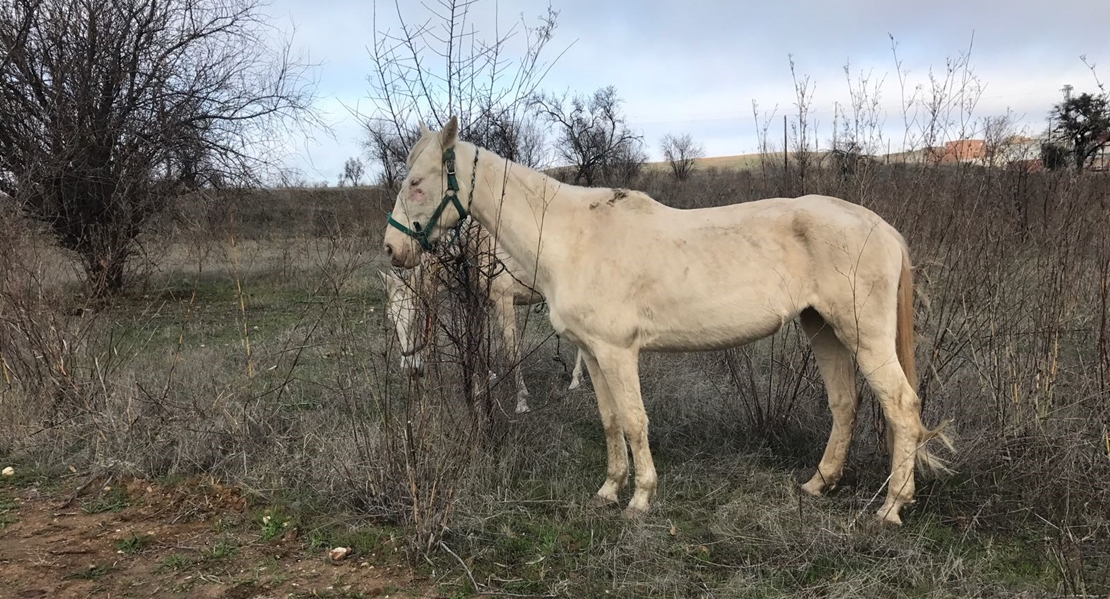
top-left (643, 153), bottom-right (770, 174)
top-left (2, 160), bottom-right (1109, 598)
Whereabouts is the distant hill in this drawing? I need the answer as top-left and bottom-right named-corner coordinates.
top-left (644, 151), bottom-right (842, 173)
top-left (643, 153), bottom-right (766, 173)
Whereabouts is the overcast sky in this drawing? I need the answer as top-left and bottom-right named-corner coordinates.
top-left (264, 0), bottom-right (1110, 183)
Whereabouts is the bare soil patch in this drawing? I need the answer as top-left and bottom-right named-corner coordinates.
top-left (0, 474), bottom-right (428, 599)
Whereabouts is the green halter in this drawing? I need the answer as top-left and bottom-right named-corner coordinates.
top-left (386, 147), bottom-right (474, 252)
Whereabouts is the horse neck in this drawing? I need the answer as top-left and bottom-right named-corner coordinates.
top-left (461, 143), bottom-right (556, 290)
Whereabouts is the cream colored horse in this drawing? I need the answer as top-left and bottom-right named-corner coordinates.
top-left (382, 117), bottom-right (951, 525)
top-left (377, 227), bottom-right (585, 413)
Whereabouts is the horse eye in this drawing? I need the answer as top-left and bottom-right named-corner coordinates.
top-left (410, 177), bottom-right (422, 187)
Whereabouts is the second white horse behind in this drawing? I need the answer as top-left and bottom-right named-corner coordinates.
top-left (379, 221), bottom-right (585, 413)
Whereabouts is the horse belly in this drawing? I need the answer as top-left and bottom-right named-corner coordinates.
top-left (628, 268), bottom-right (808, 353)
top-left (640, 303), bottom-right (792, 352)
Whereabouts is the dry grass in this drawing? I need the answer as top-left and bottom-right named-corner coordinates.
top-left (642, 152), bottom-right (771, 174)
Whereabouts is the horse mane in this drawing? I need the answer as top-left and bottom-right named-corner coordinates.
top-left (466, 142), bottom-right (662, 216)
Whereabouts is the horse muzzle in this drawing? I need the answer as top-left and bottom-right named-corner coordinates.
top-left (400, 354), bottom-right (425, 378)
top-left (383, 232), bottom-right (422, 269)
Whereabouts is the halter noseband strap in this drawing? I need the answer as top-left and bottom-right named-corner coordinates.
top-left (386, 146), bottom-right (475, 252)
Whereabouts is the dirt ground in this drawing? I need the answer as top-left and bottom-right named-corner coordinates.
top-left (0, 474), bottom-right (430, 599)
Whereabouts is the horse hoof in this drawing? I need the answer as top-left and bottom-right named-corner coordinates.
top-left (586, 494), bottom-right (619, 510)
top-left (622, 505), bottom-right (648, 521)
top-left (568, 380), bottom-right (580, 391)
top-left (515, 404), bottom-right (530, 414)
top-left (873, 510), bottom-right (903, 527)
top-left (800, 479), bottom-right (828, 497)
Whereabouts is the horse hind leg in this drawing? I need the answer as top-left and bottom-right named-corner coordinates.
top-left (840, 312), bottom-right (951, 525)
top-left (491, 289), bottom-right (530, 413)
top-left (818, 299), bottom-right (918, 524)
top-left (856, 347), bottom-right (923, 525)
top-left (832, 296), bottom-right (955, 526)
top-left (799, 309), bottom-right (861, 497)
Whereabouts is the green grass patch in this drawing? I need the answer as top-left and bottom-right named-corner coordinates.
top-left (445, 509), bottom-right (623, 597)
top-left (108, 267), bottom-right (387, 355)
top-left (115, 533), bottom-right (152, 554)
top-left (257, 509), bottom-right (294, 541)
top-left (158, 553), bottom-right (194, 572)
top-left (206, 539), bottom-right (238, 560)
top-left (0, 463), bottom-right (56, 490)
top-left (82, 486), bottom-right (130, 514)
top-left (67, 564), bottom-right (114, 580)
top-left (306, 522), bottom-right (397, 556)
top-left (0, 495), bottom-right (17, 530)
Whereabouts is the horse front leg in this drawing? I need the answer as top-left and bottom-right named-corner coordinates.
top-left (591, 345), bottom-right (655, 518)
top-left (580, 350), bottom-right (628, 508)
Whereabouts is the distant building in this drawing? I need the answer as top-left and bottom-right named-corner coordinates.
top-left (997, 136), bottom-right (1042, 165)
top-left (925, 139), bottom-right (986, 164)
top-left (1008, 159), bottom-right (1044, 173)
top-left (923, 136), bottom-right (1055, 169)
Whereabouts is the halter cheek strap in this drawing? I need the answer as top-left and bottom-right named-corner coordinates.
top-left (386, 146), bottom-right (476, 251)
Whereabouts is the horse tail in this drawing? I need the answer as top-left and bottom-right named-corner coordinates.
top-left (898, 240), bottom-right (955, 473)
top-left (896, 243), bottom-right (917, 392)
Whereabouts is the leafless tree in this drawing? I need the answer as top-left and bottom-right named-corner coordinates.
top-left (660, 133), bottom-right (704, 181)
top-left (0, 0), bottom-right (318, 296)
top-left (361, 0), bottom-right (560, 181)
top-left (341, 157), bottom-right (366, 187)
top-left (359, 4), bottom-right (566, 525)
top-left (363, 119), bottom-right (419, 191)
top-left (532, 85), bottom-right (646, 186)
top-left (601, 135), bottom-right (648, 186)
top-left (982, 111), bottom-right (1017, 168)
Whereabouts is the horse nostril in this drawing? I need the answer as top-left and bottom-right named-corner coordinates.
top-left (384, 243), bottom-right (394, 257)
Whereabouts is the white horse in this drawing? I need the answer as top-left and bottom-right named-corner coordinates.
top-left (382, 118), bottom-right (952, 525)
top-left (377, 224), bottom-right (585, 413)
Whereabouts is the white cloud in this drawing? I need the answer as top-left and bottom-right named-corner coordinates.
top-left (263, 0), bottom-right (1110, 177)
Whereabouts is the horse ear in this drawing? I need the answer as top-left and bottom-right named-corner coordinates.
top-left (419, 121), bottom-right (432, 136)
top-left (440, 115), bottom-right (458, 148)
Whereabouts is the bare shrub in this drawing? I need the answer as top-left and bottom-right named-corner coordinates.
top-left (659, 133), bottom-right (705, 181)
top-left (721, 322), bottom-right (817, 447)
top-left (0, 0), bottom-right (318, 296)
top-left (532, 85), bottom-right (647, 186)
top-left (361, 0), bottom-right (559, 180)
top-left (787, 56), bottom-right (819, 194)
top-left (0, 217), bottom-right (98, 442)
top-left (355, 0), bottom-right (575, 559)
